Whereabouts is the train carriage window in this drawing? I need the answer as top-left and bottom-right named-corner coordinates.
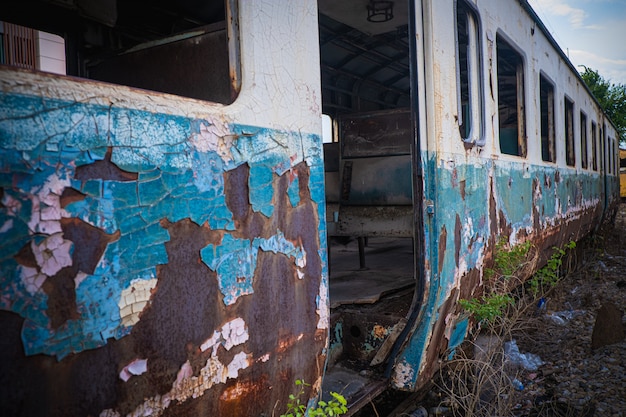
top-left (322, 114), bottom-right (334, 143)
top-left (592, 121), bottom-right (598, 171)
top-left (611, 137), bottom-right (616, 175)
top-left (540, 74), bottom-right (555, 162)
top-left (580, 111), bottom-right (588, 169)
top-left (497, 34), bottom-right (526, 156)
top-left (600, 124), bottom-right (605, 172)
top-left (456, 0), bottom-right (483, 144)
top-left (564, 97), bottom-right (575, 167)
top-left (2, 1), bottom-right (240, 105)
top-left (608, 136), bottom-right (613, 174)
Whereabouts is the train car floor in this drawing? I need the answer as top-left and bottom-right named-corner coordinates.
top-left (328, 237), bottom-right (414, 308)
top-left (321, 365), bottom-right (388, 417)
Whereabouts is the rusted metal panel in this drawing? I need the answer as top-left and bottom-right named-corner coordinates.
top-left (0, 0), bottom-right (327, 413)
top-left (339, 109), bottom-right (413, 158)
top-left (0, 83), bottom-right (327, 416)
top-left (337, 206), bottom-right (414, 237)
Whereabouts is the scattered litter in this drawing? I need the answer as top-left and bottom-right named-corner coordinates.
top-left (408, 405), bottom-right (428, 417)
top-left (546, 310), bottom-right (586, 325)
top-left (512, 378), bottom-right (524, 391)
top-left (504, 340), bottom-right (544, 371)
top-left (430, 406), bottom-right (451, 416)
top-left (536, 297), bottom-right (547, 314)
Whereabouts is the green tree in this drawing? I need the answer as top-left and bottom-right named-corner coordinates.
top-left (580, 67), bottom-right (626, 144)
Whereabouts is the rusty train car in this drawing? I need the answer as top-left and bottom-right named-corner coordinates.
top-left (0, 0), bottom-right (620, 416)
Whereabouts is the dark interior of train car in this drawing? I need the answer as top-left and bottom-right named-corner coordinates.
top-left (318, 1), bottom-right (417, 407)
top-left (1, 0), bottom-right (419, 409)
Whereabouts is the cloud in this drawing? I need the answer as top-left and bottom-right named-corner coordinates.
top-left (570, 49), bottom-right (626, 84)
top-left (530, 0), bottom-right (588, 28)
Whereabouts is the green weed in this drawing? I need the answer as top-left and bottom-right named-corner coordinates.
top-left (529, 241), bottom-right (576, 296)
top-left (280, 380), bottom-right (347, 417)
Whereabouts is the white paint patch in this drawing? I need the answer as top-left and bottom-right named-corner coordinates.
top-left (20, 266), bottom-right (47, 295)
top-left (296, 248), bottom-right (307, 268)
top-left (74, 271), bottom-right (89, 288)
top-left (200, 331), bottom-right (221, 354)
top-left (31, 232), bottom-right (73, 276)
top-left (316, 279), bottom-right (329, 329)
top-left (221, 318), bottom-right (249, 350)
top-left (392, 360), bottom-right (415, 387)
top-left (227, 351), bottom-right (250, 379)
top-left (200, 318), bottom-right (249, 354)
top-left (0, 218), bottom-right (13, 234)
top-left (119, 358), bottom-right (148, 382)
top-left (176, 361), bottom-right (194, 386)
top-left (118, 278), bottom-right (158, 327)
top-left (189, 117), bottom-right (236, 163)
top-left (27, 171), bottom-right (72, 235)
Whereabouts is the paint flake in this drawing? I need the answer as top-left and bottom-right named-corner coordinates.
top-left (118, 278), bottom-right (157, 327)
top-left (31, 233), bottom-right (74, 276)
top-left (119, 358), bottom-right (148, 382)
top-left (316, 278), bottom-right (329, 329)
top-left (20, 266), bottom-right (47, 295)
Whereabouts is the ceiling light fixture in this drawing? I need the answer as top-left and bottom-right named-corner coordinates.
top-left (367, 0), bottom-right (394, 23)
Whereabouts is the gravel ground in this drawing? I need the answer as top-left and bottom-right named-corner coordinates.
top-left (509, 203), bottom-right (626, 416)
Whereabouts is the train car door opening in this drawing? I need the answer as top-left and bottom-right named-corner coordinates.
top-left (318, 0), bottom-right (425, 409)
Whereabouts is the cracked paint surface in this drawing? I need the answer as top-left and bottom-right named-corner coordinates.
top-left (118, 278), bottom-right (158, 327)
top-left (0, 92), bottom-right (327, 362)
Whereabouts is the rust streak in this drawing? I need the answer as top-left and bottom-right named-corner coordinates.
top-left (438, 225), bottom-right (447, 275)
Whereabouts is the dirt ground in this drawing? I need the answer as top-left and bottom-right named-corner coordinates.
top-left (355, 203), bottom-right (626, 417)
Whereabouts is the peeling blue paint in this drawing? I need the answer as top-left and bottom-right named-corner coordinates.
top-left (0, 92), bottom-right (326, 359)
top-left (447, 316), bottom-right (469, 360)
top-left (394, 151), bottom-right (608, 390)
top-left (287, 174), bottom-right (300, 208)
top-left (200, 230), bottom-right (305, 305)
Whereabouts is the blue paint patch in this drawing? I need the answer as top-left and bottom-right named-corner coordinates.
top-left (201, 230), bottom-right (304, 305)
top-left (287, 174), bottom-right (300, 208)
top-left (447, 316), bottom-right (469, 360)
top-left (248, 164), bottom-right (275, 217)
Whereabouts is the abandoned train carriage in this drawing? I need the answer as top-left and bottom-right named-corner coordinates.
top-left (0, 0), bottom-right (620, 415)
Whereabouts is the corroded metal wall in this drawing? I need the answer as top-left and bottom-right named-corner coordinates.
top-left (0, 80), bottom-right (326, 416)
top-left (389, 0), bottom-right (620, 391)
top-left (0, 2), bottom-right (327, 416)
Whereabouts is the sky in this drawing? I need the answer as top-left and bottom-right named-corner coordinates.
top-left (527, 0), bottom-right (626, 85)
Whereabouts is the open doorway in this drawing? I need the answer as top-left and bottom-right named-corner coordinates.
top-left (318, 0), bottom-right (418, 409)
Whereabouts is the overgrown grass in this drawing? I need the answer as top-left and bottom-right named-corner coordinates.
top-left (435, 238), bottom-right (579, 417)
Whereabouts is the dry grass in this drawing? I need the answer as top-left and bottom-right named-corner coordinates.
top-left (432, 239), bottom-right (585, 417)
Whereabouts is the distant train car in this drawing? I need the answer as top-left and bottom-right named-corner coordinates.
top-left (0, 0), bottom-right (619, 416)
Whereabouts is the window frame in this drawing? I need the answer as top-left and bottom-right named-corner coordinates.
top-left (539, 73), bottom-right (556, 163)
top-left (455, 0), bottom-right (484, 145)
top-left (496, 33), bottom-right (526, 157)
top-left (580, 111), bottom-right (588, 169)
top-left (564, 96), bottom-right (575, 167)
